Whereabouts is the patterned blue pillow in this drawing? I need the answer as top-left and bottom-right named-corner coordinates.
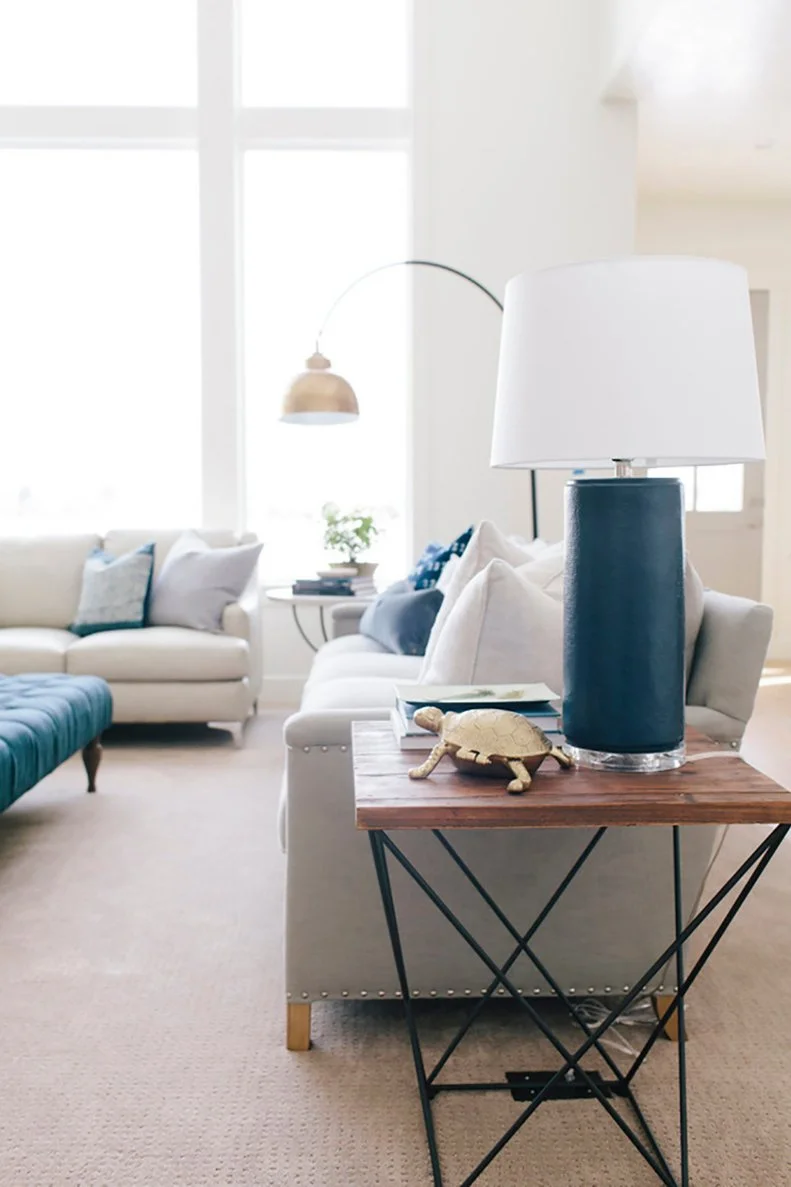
top-left (411, 526), bottom-right (473, 590)
top-left (70, 543), bottom-right (155, 636)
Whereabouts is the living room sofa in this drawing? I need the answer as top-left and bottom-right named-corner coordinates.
top-left (280, 587), bottom-right (772, 1049)
top-left (0, 531), bottom-right (262, 731)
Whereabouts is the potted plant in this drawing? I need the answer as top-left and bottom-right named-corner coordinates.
top-left (322, 503), bottom-right (380, 576)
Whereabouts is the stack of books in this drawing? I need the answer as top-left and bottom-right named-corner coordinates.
top-left (391, 682), bottom-right (563, 751)
top-left (292, 577), bottom-right (355, 597)
top-left (292, 572), bottom-right (378, 597)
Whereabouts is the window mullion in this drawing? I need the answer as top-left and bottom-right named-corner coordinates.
top-left (197, 0), bottom-right (244, 530)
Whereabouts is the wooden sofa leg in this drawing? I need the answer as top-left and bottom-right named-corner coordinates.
top-left (82, 736), bottom-right (103, 793)
top-left (653, 992), bottom-right (682, 1042)
top-left (287, 1003), bottom-right (312, 1051)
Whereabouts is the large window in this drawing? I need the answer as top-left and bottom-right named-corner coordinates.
top-left (0, 151), bottom-right (201, 531)
top-left (0, 1), bottom-right (411, 566)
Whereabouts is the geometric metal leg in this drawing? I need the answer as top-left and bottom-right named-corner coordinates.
top-left (672, 826), bottom-right (690, 1186)
top-left (370, 832), bottom-right (443, 1185)
top-left (369, 820), bottom-right (790, 1187)
top-left (290, 604), bottom-right (320, 652)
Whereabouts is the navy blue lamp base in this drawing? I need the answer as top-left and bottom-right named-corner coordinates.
top-left (562, 478), bottom-right (685, 771)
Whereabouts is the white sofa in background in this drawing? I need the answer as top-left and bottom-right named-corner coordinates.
top-left (0, 531), bottom-right (262, 730)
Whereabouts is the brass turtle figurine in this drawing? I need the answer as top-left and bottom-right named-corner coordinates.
top-left (408, 707), bottom-right (572, 794)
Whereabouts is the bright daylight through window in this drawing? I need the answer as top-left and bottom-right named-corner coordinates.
top-left (0, 0), bottom-right (410, 577)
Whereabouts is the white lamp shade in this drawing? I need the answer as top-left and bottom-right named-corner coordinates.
top-left (491, 256), bottom-right (765, 469)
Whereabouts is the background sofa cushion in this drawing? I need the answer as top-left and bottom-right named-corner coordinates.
top-left (359, 580), bottom-right (443, 656)
top-left (70, 543), bottom-right (155, 637)
top-left (301, 673), bottom-right (419, 713)
top-left (0, 535), bottom-right (100, 628)
top-left (66, 626), bottom-right (249, 682)
top-left (420, 558), bottom-right (564, 693)
top-left (149, 531), bottom-right (262, 632)
top-left (0, 628), bottom-right (74, 675)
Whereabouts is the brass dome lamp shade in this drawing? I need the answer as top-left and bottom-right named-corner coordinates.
top-left (280, 351), bottom-right (359, 424)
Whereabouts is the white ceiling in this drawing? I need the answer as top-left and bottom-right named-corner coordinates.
top-left (612, 0), bottom-right (791, 199)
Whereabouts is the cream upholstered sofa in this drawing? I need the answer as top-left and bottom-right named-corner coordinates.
top-left (281, 587), bottom-right (772, 1050)
top-left (0, 531), bottom-right (262, 730)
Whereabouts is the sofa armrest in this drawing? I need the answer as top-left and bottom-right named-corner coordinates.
top-left (331, 603), bottom-right (367, 639)
top-left (221, 580), bottom-right (263, 700)
top-left (686, 588), bottom-right (772, 743)
top-left (284, 706), bottom-right (389, 749)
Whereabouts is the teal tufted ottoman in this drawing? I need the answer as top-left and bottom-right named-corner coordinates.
top-left (0, 674), bottom-right (113, 813)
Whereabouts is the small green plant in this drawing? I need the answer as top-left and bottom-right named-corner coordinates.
top-left (322, 503), bottom-right (380, 564)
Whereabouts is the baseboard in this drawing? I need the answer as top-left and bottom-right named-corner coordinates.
top-left (767, 638), bottom-right (791, 665)
top-left (259, 676), bottom-right (304, 708)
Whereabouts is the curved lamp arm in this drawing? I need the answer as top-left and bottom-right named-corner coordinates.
top-left (315, 258), bottom-right (503, 351)
top-left (281, 257), bottom-right (539, 540)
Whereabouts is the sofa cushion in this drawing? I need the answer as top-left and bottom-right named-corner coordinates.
top-left (0, 628), bottom-right (74, 675)
top-left (65, 626), bottom-right (249, 682)
top-left (359, 580), bottom-right (443, 656)
top-left (70, 543), bottom-right (155, 637)
top-left (149, 531), bottom-right (263, 632)
top-left (301, 675), bottom-right (406, 713)
top-left (421, 521), bottom-right (549, 675)
top-left (307, 650), bottom-right (422, 685)
top-left (0, 535), bottom-right (100, 628)
top-left (420, 558), bottom-right (564, 694)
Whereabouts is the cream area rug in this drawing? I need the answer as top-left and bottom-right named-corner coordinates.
top-left (1, 690), bottom-right (791, 1186)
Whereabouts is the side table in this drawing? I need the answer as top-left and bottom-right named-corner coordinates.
top-left (353, 720), bottom-right (791, 1187)
top-left (265, 586), bottom-right (375, 652)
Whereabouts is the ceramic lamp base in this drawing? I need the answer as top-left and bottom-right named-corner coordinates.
top-left (562, 477), bottom-right (686, 766)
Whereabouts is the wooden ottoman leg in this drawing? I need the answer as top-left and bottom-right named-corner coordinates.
top-left (82, 736), bottom-right (103, 793)
top-left (653, 992), bottom-right (681, 1042)
top-left (287, 1003), bottom-right (312, 1051)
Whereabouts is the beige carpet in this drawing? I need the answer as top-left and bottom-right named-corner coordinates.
top-left (2, 688), bottom-right (791, 1187)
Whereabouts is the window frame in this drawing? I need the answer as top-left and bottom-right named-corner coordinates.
top-left (0, 0), bottom-right (411, 533)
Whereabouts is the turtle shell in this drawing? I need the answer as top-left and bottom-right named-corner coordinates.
top-left (442, 708), bottom-right (553, 759)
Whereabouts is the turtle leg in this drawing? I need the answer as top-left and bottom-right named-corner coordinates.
top-left (455, 747), bottom-right (481, 762)
top-left (550, 746), bottom-right (573, 769)
top-left (409, 742), bottom-right (453, 780)
top-left (506, 760), bottom-right (532, 794)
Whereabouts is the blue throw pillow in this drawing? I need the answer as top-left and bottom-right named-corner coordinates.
top-left (411, 526), bottom-right (473, 590)
top-left (70, 543), bottom-right (156, 637)
top-left (359, 580), bottom-right (444, 656)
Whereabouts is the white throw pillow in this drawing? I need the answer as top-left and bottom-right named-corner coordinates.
top-left (685, 559), bottom-right (705, 684)
top-left (420, 520), bottom-right (548, 674)
top-left (517, 541), bottom-right (565, 601)
top-left (435, 552), bottom-right (461, 594)
top-left (149, 530), bottom-right (262, 632)
top-left (420, 558), bottom-right (564, 695)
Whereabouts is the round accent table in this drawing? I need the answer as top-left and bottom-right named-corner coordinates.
top-left (265, 587), bottom-right (375, 652)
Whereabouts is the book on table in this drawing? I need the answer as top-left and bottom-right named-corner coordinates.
top-left (392, 683), bottom-right (562, 751)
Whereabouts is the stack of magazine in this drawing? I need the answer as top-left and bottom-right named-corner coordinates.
top-left (391, 683), bottom-right (562, 751)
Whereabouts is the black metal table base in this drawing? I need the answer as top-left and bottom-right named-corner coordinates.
top-left (369, 823), bottom-right (789, 1187)
top-left (290, 603), bottom-right (329, 652)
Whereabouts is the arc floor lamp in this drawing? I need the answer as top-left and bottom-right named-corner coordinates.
top-left (280, 259), bottom-right (540, 540)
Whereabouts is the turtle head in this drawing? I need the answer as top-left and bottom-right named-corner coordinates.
top-left (413, 706), bottom-right (444, 734)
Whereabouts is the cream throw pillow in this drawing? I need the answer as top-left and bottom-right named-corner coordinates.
top-left (420, 558), bottom-right (564, 694)
top-left (517, 541), bottom-right (565, 601)
top-left (420, 520), bottom-right (548, 675)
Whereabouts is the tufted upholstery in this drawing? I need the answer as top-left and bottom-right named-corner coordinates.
top-left (0, 674), bottom-right (112, 813)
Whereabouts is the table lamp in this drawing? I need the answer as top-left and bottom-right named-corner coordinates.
top-left (491, 256), bottom-right (765, 771)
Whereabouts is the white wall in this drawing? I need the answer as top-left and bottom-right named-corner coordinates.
top-left (411, 0), bottom-right (637, 550)
top-left (261, 0), bottom-right (639, 704)
top-left (637, 197), bottom-right (791, 658)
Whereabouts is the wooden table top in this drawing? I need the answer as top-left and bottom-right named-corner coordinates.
top-left (353, 721), bottom-right (791, 831)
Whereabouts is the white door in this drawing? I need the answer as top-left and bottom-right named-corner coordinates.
top-left (654, 290), bottom-right (768, 601)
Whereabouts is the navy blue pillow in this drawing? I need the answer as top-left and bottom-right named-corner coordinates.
top-left (359, 580), bottom-right (444, 656)
top-left (411, 526), bottom-right (473, 590)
